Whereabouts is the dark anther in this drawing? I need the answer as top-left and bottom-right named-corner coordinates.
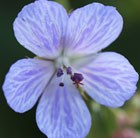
top-left (59, 82), bottom-right (64, 87)
top-left (71, 73), bottom-right (84, 83)
top-left (66, 67), bottom-right (72, 75)
top-left (57, 68), bottom-right (63, 77)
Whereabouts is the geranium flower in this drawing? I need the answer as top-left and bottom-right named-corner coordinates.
top-left (3, 0), bottom-right (139, 138)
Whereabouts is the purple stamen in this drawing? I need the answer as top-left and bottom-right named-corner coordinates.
top-left (71, 73), bottom-right (84, 83)
top-left (57, 68), bottom-right (63, 77)
top-left (59, 82), bottom-right (64, 87)
top-left (66, 67), bottom-right (72, 75)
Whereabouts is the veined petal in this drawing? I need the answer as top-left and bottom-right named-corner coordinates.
top-left (64, 3), bottom-right (123, 57)
top-left (36, 76), bottom-right (91, 138)
top-left (77, 52), bottom-right (139, 107)
top-left (14, 0), bottom-right (68, 59)
top-left (3, 58), bottom-right (55, 113)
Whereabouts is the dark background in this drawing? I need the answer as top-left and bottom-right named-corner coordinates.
top-left (0, 0), bottom-right (140, 137)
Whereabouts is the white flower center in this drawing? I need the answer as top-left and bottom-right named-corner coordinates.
top-left (54, 55), bottom-right (70, 68)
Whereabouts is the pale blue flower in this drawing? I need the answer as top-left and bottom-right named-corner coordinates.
top-left (3, 0), bottom-right (139, 138)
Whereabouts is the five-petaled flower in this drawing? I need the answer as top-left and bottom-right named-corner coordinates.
top-left (3, 0), bottom-right (139, 138)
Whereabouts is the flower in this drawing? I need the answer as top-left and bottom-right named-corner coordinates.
top-left (3, 0), bottom-right (139, 138)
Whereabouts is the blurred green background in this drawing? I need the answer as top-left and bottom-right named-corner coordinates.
top-left (0, 0), bottom-right (140, 138)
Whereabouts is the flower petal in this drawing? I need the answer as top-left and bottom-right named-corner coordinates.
top-left (3, 58), bottom-right (55, 113)
top-left (36, 76), bottom-right (91, 138)
top-left (77, 52), bottom-right (139, 107)
top-left (64, 3), bottom-right (123, 57)
top-left (14, 0), bottom-right (68, 59)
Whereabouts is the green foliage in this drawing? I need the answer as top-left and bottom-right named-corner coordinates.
top-left (86, 101), bottom-right (116, 138)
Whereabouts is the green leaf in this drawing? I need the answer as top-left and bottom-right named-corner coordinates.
top-left (86, 101), bottom-right (117, 138)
